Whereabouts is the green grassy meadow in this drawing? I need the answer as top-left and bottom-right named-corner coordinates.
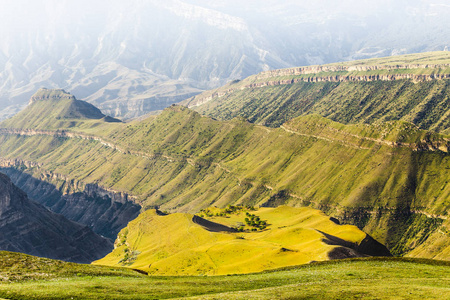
top-left (0, 252), bottom-right (449, 299)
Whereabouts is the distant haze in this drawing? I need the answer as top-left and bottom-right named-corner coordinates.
top-left (0, 0), bottom-right (449, 119)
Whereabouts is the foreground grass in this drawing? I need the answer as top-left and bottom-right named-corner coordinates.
top-left (0, 254), bottom-right (449, 299)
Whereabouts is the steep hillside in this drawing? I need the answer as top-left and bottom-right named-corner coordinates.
top-left (0, 172), bottom-right (113, 263)
top-left (95, 206), bottom-right (390, 275)
top-left (0, 99), bottom-right (448, 260)
top-left (0, 167), bottom-right (141, 240)
top-left (183, 52), bottom-right (450, 132)
top-left (0, 90), bottom-right (141, 240)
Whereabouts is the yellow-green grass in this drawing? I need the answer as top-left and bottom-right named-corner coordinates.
top-left (94, 206), bottom-right (373, 275)
top-left (0, 254), bottom-right (449, 299)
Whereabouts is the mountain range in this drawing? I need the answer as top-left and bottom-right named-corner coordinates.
top-left (0, 52), bottom-right (449, 280)
top-left (2, 0), bottom-right (450, 120)
top-left (0, 53), bottom-right (448, 268)
top-left (183, 51), bottom-right (450, 133)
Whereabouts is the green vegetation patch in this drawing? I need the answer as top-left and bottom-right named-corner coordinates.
top-left (192, 79), bottom-right (450, 132)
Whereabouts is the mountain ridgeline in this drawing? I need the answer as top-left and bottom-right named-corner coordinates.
top-left (4, 1), bottom-right (450, 122)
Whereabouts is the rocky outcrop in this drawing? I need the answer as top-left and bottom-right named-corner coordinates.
top-left (254, 63), bottom-right (450, 79)
top-left (246, 73), bottom-right (450, 87)
top-left (0, 167), bottom-right (141, 240)
top-left (185, 65), bottom-right (450, 108)
top-left (29, 88), bottom-right (76, 105)
top-left (0, 172), bottom-right (113, 263)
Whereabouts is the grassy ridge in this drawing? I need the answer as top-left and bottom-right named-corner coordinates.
top-left (0, 252), bottom-right (449, 299)
top-left (0, 106), bottom-right (449, 258)
top-left (324, 51), bottom-right (450, 67)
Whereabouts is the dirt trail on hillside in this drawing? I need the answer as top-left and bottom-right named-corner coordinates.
top-left (280, 125), bottom-right (449, 152)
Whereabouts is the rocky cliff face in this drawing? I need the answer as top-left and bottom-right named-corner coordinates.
top-left (0, 172), bottom-right (113, 263)
top-left (0, 167), bottom-right (141, 240)
top-left (253, 63), bottom-right (450, 79)
top-left (28, 88), bottom-right (76, 104)
top-left (185, 67), bottom-right (450, 108)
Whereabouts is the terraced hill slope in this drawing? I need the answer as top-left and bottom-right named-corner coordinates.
top-left (183, 51), bottom-right (450, 133)
top-left (95, 206), bottom-right (390, 275)
top-left (0, 89), bottom-right (141, 240)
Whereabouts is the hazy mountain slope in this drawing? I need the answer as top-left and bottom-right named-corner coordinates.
top-left (0, 93), bottom-right (448, 259)
top-left (1, 88), bottom-right (121, 130)
top-left (95, 206), bottom-right (390, 275)
top-left (0, 172), bottom-right (113, 263)
top-left (184, 51), bottom-right (450, 132)
top-left (2, 1), bottom-right (450, 119)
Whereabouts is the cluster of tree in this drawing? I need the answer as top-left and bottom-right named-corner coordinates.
top-left (244, 212), bottom-right (267, 231)
top-left (198, 205), bottom-right (255, 218)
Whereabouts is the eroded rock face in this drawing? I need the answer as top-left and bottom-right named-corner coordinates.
top-left (253, 63), bottom-right (450, 79)
top-left (28, 88), bottom-right (76, 105)
top-left (0, 167), bottom-right (141, 240)
top-left (181, 64), bottom-right (450, 108)
top-left (0, 172), bottom-right (113, 263)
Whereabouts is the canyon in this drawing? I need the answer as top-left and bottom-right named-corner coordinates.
top-left (0, 172), bottom-right (113, 263)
